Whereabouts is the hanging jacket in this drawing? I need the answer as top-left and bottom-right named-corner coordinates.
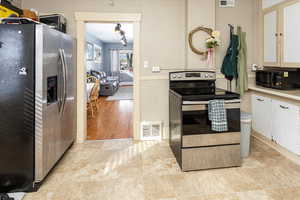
top-left (221, 26), bottom-right (239, 81)
top-left (236, 26), bottom-right (248, 96)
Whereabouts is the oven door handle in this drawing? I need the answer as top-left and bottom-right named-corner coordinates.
top-left (182, 99), bottom-right (241, 105)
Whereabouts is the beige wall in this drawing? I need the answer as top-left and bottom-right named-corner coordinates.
top-left (215, 0), bottom-right (255, 73)
top-left (215, 0), bottom-right (259, 112)
top-left (187, 0), bottom-right (215, 69)
top-left (22, 0), bottom-right (258, 138)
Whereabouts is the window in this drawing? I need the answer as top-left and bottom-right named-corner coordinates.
top-left (119, 50), bottom-right (133, 72)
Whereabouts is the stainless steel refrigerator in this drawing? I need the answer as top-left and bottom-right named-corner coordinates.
top-left (0, 24), bottom-right (76, 192)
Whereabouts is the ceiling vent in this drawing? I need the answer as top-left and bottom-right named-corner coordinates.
top-left (140, 121), bottom-right (163, 141)
top-left (219, 0), bottom-right (235, 7)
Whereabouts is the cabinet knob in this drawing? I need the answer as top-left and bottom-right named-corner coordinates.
top-left (275, 33), bottom-right (278, 36)
top-left (257, 98), bottom-right (264, 102)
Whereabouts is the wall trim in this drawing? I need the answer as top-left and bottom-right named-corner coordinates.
top-left (140, 73), bottom-right (255, 81)
top-left (75, 12), bottom-right (141, 143)
top-left (140, 76), bottom-right (168, 81)
top-left (253, 131), bottom-right (300, 166)
top-left (75, 12), bottom-right (141, 22)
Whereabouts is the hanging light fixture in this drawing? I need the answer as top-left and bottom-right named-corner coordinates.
top-left (121, 39), bottom-right (126, 46)
top-left (121, 35), bottom-right (127, 46)
top-left (115, 23), bottom-right (127, 46)
top-left (115, 23), bottom-right (121, 32)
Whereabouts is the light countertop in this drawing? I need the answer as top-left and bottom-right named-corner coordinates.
top-left (248, 84), bottom-right (300, 101)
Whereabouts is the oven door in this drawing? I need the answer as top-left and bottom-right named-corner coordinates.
top-left (182, 100), bottom-right (241, 135)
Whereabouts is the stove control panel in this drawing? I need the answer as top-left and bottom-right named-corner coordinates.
top-left (170, 71), bottom-right (216, 81)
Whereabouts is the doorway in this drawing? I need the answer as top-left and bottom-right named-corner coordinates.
top-left (85, 22), bottom-right (134, 140)
top-left (75, 13), bottom-right (141, 143)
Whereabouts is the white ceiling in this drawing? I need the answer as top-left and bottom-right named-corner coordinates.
top-left (86, 23), bottom-right (133, 43)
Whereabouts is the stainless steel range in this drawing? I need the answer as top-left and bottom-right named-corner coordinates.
top-left (169, 71), bottom-right (241, 171)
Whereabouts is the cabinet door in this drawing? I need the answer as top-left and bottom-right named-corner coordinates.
top-left (251, 94), bottom-right (272, 139)
top-left (271, 100), bottom-right (283, 144)
top-left (262, 0), bottom-right (285, 9)
top-left (263, 9), bottom-right (280, 66)
top-left (282, 1), bottom-right (300, 67)
top-left (272, 100), bottom-right (300, 155)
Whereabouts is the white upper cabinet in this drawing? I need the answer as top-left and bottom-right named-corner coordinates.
top-left (263, 10), bottom-right (279, 66)
top-left (262, 0), bottom-right (285, 9)
top-left (282, 1), bottom-right (300, 66)
top-left (263, 0), bottom-right (300, 68)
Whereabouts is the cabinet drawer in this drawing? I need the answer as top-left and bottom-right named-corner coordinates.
top-left (182, 145), bottom-right (241, 171)
top-left (182, 132), bottom-right (240, 147)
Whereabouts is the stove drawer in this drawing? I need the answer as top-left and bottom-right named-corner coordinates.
top-left (182, 144), bottom-right (241, 171)
top-left (182, 132), bottom-right (240, 147)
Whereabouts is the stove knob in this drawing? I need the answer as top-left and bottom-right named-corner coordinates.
top-left (172, 74), bottom-right (177, 79)
top-left (177, 74), bottom-right (182, 78)
top-left (205, 74), bottom-right (209, 78)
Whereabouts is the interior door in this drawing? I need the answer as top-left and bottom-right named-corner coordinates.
top-left (263, 9), bottom-right (280, 66)
top-left (282, 1), bottom-right (300, 67)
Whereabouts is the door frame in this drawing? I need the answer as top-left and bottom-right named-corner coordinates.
top-left (75, 12), bottom-right (141, 143)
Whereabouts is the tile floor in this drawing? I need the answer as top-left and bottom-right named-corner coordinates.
top-left (24, 137), bottom-right (300, 200)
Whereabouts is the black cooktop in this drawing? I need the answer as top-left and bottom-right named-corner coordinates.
top-left (171, 88), bottom-right (240, 101)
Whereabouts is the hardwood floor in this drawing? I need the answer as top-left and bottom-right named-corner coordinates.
top-left (87, 97), bottom-right (133, 140)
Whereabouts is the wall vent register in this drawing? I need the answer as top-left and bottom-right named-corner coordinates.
top-left (140, 121), bottom-right (162, 141)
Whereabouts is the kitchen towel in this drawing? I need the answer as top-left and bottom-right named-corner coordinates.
top-left (236, 26), bottom-right (248, 96)
top-left (208, 99), bottom-right (228, 132)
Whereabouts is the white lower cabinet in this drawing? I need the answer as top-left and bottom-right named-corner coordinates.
top-left (252, 94), bottom-right (300, 155)
top-left (251, 94), bottom-right (272, 139)
top-left (271, 100), bottom-right (300, 155)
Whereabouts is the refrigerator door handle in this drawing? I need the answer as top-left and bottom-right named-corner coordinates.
top-left (58, 48), bottom-right (66, 114)
top-left (58, 48), bottom-right (63, 112)
top-left (61, 49), bottom-right (67, 114)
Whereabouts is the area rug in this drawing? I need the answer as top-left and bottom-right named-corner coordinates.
top-left (106, 86), bottom-right (133, 101)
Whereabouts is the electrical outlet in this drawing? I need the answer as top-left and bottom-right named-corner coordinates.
top-left (152, 66), bottom-right (160, 73)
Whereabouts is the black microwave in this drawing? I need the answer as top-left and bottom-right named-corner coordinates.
top-left (256, 69), bottom-right (300, 90)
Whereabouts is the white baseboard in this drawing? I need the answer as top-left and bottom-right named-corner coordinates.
top-left (252, 131), bottom-right (300, 166)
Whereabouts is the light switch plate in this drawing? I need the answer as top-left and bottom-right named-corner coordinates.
top-left (152, 66), bottom-right (160, 73)
top-left (144, 61), bottom-right (149, 68)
